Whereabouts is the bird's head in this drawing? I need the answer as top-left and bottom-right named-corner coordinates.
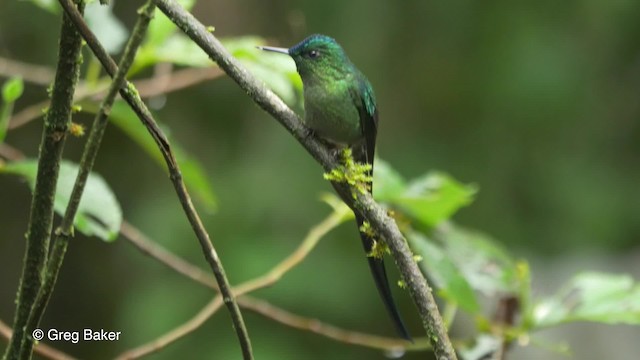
top-left (258, 34), bottom-right (353, 84)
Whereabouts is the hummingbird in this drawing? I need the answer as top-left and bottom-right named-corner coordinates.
top-left (258, 34), bottom-right (411, 340)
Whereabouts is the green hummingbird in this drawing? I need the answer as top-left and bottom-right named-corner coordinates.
top-left (258, 34), bottom-right (411, 340)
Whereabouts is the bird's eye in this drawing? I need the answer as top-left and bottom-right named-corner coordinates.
top-left (308, 50), bottom-right (320, 58)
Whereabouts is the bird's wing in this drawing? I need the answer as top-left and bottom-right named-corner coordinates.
top-left (348, 77), bottom-right (411, 340)
top-left (352, 77), bottom-right (378, 169)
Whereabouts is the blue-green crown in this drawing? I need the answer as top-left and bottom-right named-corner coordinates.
top-left (289, 34), bottom-right (343, 56)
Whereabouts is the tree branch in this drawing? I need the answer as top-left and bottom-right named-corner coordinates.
top-left (239, 297), bottom-right (430, 352)
top-left (119, 210), bottom-right (431, 357)
top-left (116, 207), bottom-right (346, 357)
top-left (155, 0), bottom-right (457, 358)
top-left (56, 0), bottom-right (253, 359)
top-left (0, 319), bottom-right (76, 360)
top-left (114, 297), bottom-right (224, 360)
top-left (18, 2), bottom-right (158, 358)
top-left (2, 3), bottom-right (86, 359)
top-left (7, 66), bottom-right (223, 130)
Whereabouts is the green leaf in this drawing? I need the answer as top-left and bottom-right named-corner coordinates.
top-left (146, 0), bottom-right (196, 48)
top-left (132, 0), bottom-right (198, 73)
top-left (85, 1), bottom-right (128, 55)
top-left (249, 38), bottom-right (303, 106)
top-left (134, 31), bottom-right (303, 105)
top-left (533, 272), bottom-right (640, 327)
top-left (103, 101), bottom-right (217, 212)
top-left (395, 171), bottom-right (476, 227)
top-left (372, 158), bottom-right (407, 201)
top-left (2, 76), bottom-right (24, 103)
top-left (409, 231), bottom-right (480, 313)
top-left (2, 160), bottom-right (122, 241)
top-left (148, 34), bottom-right (211, 67)
top-left (458, 334), bottom-right (501, 360)
top-left (436, 223), bottom-right (522, 295)
top-left (1, 77), bottom-right (24, 144)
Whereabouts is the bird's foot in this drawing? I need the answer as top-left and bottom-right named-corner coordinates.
top-left (302, 126), bottom-right (316, 141)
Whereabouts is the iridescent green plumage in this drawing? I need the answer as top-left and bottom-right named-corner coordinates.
top-left (259, 34), bottom-right (411, 340)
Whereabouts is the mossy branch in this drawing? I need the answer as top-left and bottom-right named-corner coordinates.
top-left (17, 2), bottom-right (158, 359)
top-left (2, 3), bottom-right (85, 360)
top-left (155, 0), bottom-right (457, 358)
top-left (56, 0), bottom-right (253, 359)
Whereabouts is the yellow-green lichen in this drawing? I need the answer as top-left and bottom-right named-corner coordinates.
top-left (366, 238), bottom-right (390, 259)
top-left (323, 148), bottom-right (373, 197)
top-left (397, 280), bottom-right (407, 289)
top-left (69, 122), bottom-right (85, 137)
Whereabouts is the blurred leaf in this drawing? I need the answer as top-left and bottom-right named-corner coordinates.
top-left (395, 171), bottom-right (476, 227)
top-left (372, 158), bottom-right (407, 201)
top-left (148, 34), bottom-right (211, 67)
top-left (26, 0), bottom-right (59, 14)
top-left (2, 160), bottom-right (122, 241)
top-left (85, 1), bottom-right (128, 55)
top-left (104, 101), bottom-right (217, 212)
top-left (132, 0), bottom-right (198, 73)
top-left (145, 0), bottom-right (195, 48)
top-left (436, 223), bottom-right (522, 296)
top-left (409, 231), bottom-right (480, 313)
top-left (533, 272), bottom-right (640, 327)
top-left (1, 77), bottom-right (24, 143)
top-left (135, 29), bottom-right (303, 105)
top-left (458, 334), bottom-right (501, 360)
top-left (2, 76), bottom-right (24, 103)
top-left (239, 37), bottom-right (303, 105)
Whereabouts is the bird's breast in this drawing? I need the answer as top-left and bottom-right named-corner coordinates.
top-left (303, 84), bottom-right (362, 145)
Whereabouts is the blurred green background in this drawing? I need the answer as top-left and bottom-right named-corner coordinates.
top-left (1, 0), bottom-right (639, 359)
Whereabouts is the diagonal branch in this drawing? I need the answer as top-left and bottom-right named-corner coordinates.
top-left (155, 0), bottom-right (457, 358)
top-left (114, 297), bottom-right (224, 360)
top-left (0, 319), bottom-right (76, 360)
top-left (56, 1), bottom-right (253, 358)
top-left (7, 66), bottom-right (222, 130)
top-left (3, 3), bottom-right (86, 359)
top-left (116, 207), bottom-right (347, 358)
top-left (18, 2), bottom-right (159, 359)
top-left (118, 209), bottom-right (431, 358)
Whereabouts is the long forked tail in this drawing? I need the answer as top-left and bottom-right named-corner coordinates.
top-left (328, 144), bottom-right (411, 340)
top-left (356, 214), bottom-right (412, 341)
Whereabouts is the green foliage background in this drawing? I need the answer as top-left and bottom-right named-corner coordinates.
top-left (0, 0), bottom-right (639, 359)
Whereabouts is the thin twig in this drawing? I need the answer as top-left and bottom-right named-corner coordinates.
top-left (116, 207), bottom-right (346, 358)
top-left (56, 1), bottom-right (253, 359)
top-left (121, 220), bottom-right (218, 288)
top-left (238, 297), bottom-right (429, 351)
top-left (20, 3), bottom-right (159, 358)
top-left (233, 204), bottom-right (349, 294)
top-left (122, 205), bottom-right (348, 296)
top-left (0, 57), bottom-right (55, 86)
top-left (7, 67), bottom-right (223, 130)
top-left (120, 208), bottom-right (431, 357)
top-left (3, 3), bottom-right (86, 359)
top-left (0, 143), bottom-right (26, 161)
top-left (155, 1), bottom-right (457, 358)
top-left (134, 65), bottom-right (223, 99)
top-left (0, 319), bottom-right (77, 360)
top-left (7, 100), bottom-right (49, 130)
top-left (114, 297), bottom-right (224, 360)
